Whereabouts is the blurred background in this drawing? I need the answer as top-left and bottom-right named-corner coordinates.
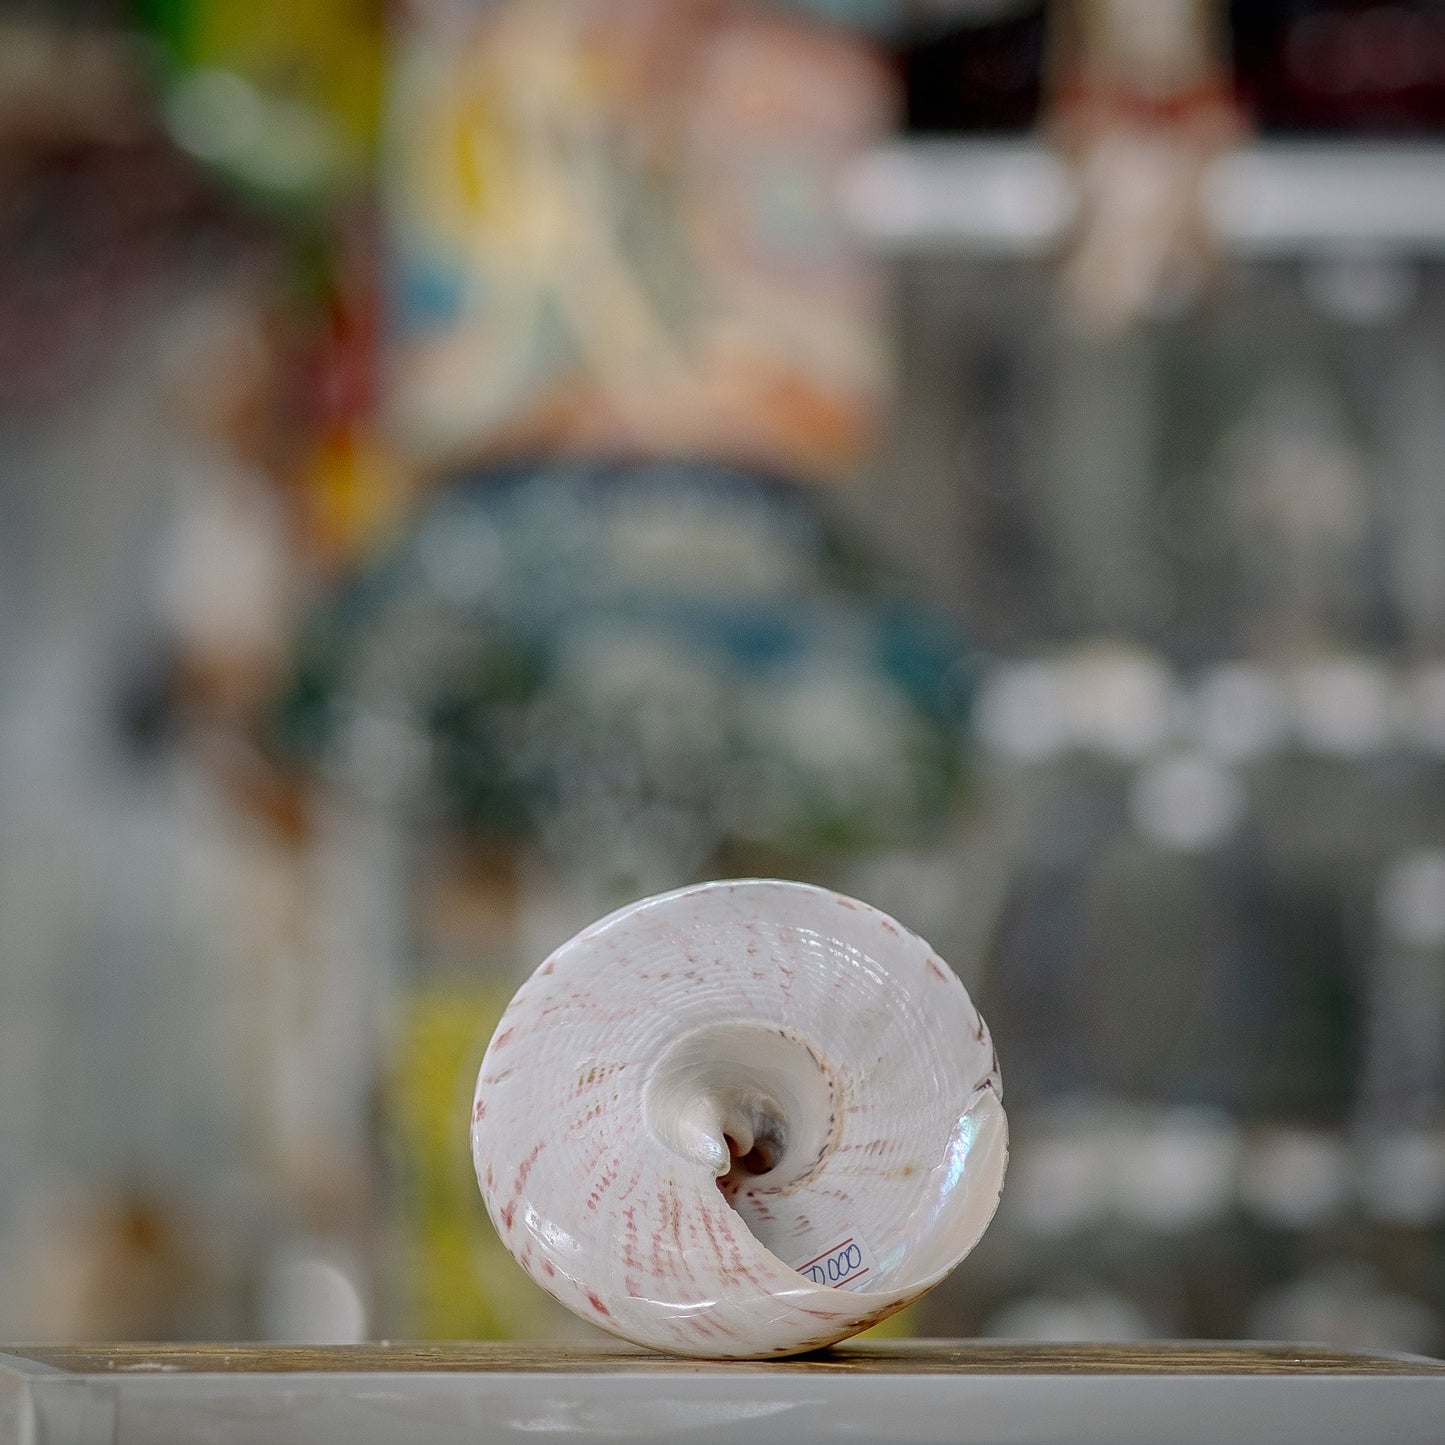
top-left (3, 0), bottom-right (1445, 1356)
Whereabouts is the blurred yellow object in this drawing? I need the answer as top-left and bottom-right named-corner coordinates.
top-left (187, 0), bottom-right (383, 155)
top-left (301, 425), bottom-right (412, 570)
top-left (391, 988), bottom-right (579, 1340)
top-left (149, 0), bottom-right (384, 198)
top-left (853, 1304), bottom-right (917, 1341)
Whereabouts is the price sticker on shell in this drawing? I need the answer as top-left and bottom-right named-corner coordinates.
top-left (793, 1229), bottom-right (881, 1290)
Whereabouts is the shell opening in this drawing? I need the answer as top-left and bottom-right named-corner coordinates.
top-left (722, 1127), bottom-right (782, 1183)
top-left (644, 1020), bottom-right (840, 1236)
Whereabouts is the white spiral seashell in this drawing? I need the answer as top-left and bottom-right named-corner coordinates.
top-left (471, 879), bottom-right (1007, 1358)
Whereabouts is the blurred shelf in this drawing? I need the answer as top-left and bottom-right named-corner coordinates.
top-left (4, 1341), bottom-right (1444, 1445)
top-left (842, 140), bottom-right (1445, 256)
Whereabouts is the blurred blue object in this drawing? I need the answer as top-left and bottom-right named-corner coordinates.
top-left (278, 461), bottom-right (975, 876)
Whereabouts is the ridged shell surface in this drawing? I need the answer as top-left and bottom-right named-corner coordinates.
top-left (471, 878), bottom-right (1007, 1358)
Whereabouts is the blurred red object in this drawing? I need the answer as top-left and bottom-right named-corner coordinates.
top-left (1047, 0), bottom-right (1246, 332)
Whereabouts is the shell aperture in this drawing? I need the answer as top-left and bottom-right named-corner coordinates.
top-left (471, 878), bottom-right (1007, 1357)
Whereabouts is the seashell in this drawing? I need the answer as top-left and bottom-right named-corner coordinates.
top-left (470, 878), bottom-right (1006, 1358)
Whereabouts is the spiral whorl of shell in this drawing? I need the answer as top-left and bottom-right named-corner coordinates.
top-left (471, 879), bottom-right (1007, 1358)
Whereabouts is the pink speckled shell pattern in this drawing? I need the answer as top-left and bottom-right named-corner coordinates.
top-left (471, 879), bottom-right (1007, 1358)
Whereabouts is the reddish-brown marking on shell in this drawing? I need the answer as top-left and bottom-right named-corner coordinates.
top-left (572, 1098), bottom-right (606, 1127)
top-left (516, 1141), bottom-right (544, 1190)
top-left (927, 957), bottom-right (948, 983)
top-left (586, 1291), bottom-right (612, 1318)
top-left (667, 1191), bottom-right (686, 1256)
top-left (499, 1141), bottom-right (545, 1230)
top-left (621, 1205), bottom-right (645, 1274)
top-left (616, 1160), bottom-right (647, 1205)
top-left (699, 1204), bottom-right (730, 1270)
top-left (473, 1098), bottom-right (487, 1123)
top-left (492, 1026), bottom-right (516, 1051)
top-left (586, 1153), bottom-right (625, 1212)
top-left (569, 1057), bottom-right (627, 1086)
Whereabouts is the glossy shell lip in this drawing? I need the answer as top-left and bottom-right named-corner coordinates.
top-left (472, 878), bottom-right (1008, 1358)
